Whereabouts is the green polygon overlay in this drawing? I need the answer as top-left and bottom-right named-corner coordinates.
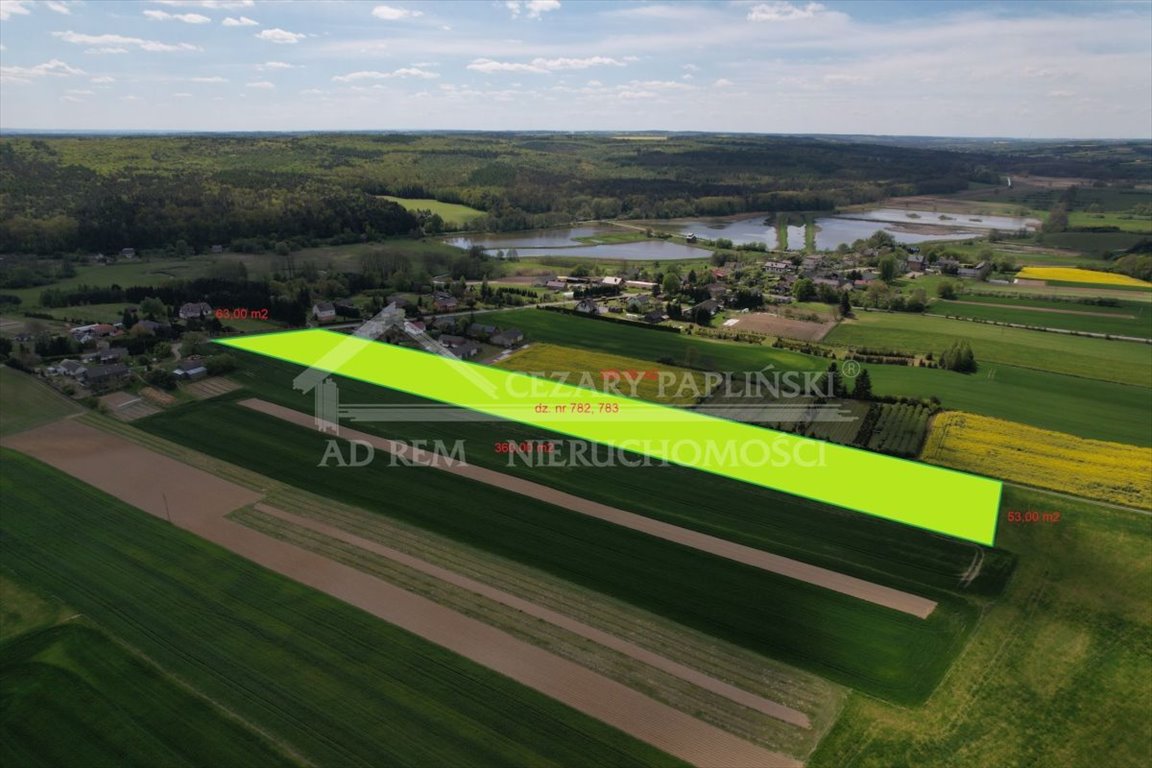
top-left (218, 330), bottom-right (1001, 545)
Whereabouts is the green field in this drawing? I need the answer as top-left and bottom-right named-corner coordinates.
top-left (811, 485), bottom-right (1152, 768)
top-left (827, 311), bottom-right (1152, 387)
top-left (138, 393), bottom-right (983, 704)
top-left (0, 367), bottom-right (82, 436)
top-left (2, 624), bottom-right (295, 768)
top-left (1038, 231), bottom-right (1150, 253)
top-left (2, 258), bottom-right (219, 307)
top-left (928, 298), bottom-right (1152, 338)
top-left (0, 448), bottom-right (685, 768)
top-left (866, 403), bottom-right (932, 458)
top-left (379, 196), bottom-right (485, 227)
top-left (1067, 211), bottom-right (1152, 232)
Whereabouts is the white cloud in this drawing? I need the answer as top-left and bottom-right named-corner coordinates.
top-left (713, 78), bottom-right (734, 88)
top-left (144, 9), bottom-right (212, 24)
top-left (85, 47), bottom-right (130, 55)
top-left (152, 0), bottom-right (254, 8)
top-left (45, 1), bottom-right (71, 15)
top-left (333, 67), bottom-right (439, 82)
top-left (0, 58), bottom-right (85, 83)
top-left (246, 80), bottom-right (274, 88)
top-left (66, 88), bottom-right (94, 95)
top-left (256, 28), bottom-right (306, 44)
top-left (172, 92), bottom-right (192, 97)
top-left (747, 2), bottom-right (830, 22)
top-left (467, 56), bottom-right (629, 74)
top-left (54, 31), bottom-right (201, 52)
top-left (682, 63), bottom-right (700, 72)
top-left (0, 0), bottom-right (31, 21)
top-left (371, 5), bottom-right (422, 21)
top-left (260, 61), bottom-right (295, 70)
top-left (90, 75), bottom-right (115, 83)
top-left (506, 0), bottom-right (561, 20)
top-left (188, 75), bottom-right (228, 82)
top-left (222, 16), bottom-right (258, 26)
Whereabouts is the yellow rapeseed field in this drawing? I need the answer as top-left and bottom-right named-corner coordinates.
top-left (922, 411), bottom-right (1152, 509)
top-left (1016, 266), bottom-right (1152, 287)
top-left (494, 343), bottom-right (712, 405)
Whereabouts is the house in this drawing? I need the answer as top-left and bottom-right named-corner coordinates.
top-left (575, 299), bottom-right (599, 314)
top-left (691, 299), bottom-right (722, 317)
top-left (178, 302), bottom-right (213, 321)
top-left (906, 256), bottom-right (926, 272)
top-left (82, 363), bottom-right (130, 391)
top-left (439, 334), bottom-right (468, 349)
top-left (936, 257), bottom-right (961, 274)
top-left (312, 302), bottom-right (337, 323)
top-left (643, 309), bottom-right (666, 324)
top-left (120, 247), bottom-right (136, 259)
top-left (490, 328), bottom-right (524, 347)
top-left (763, 260), bottom-right (790, 274)
top-left (210, 244), bottom-right (224, 254)
top-left (601, 276), bottom-right (624, 287)
top-left (958, 261), bottom-right (991, 279)
top-left (467, 323), bottom-right (498, 340)
top-left (628, 294), bottom-right (652, 309)
top-left (82, 347), bottom-right (129, 365)
top-left (137, 319), bottom-right (167, 334)
top-left (624, 280), bottom-right (657, 291)
top-left (801, 256), bottom-right (822, 272)
top-left (432, 317), bottom-right (458, 332)
top-left (58, 359), bottom-right (86, 378)
top-left (432, 292), bottom-right (458, 312)
top-left (813, 277), bottom-right (844, 289)
top-left (454, 340), bottom-right (481, 359)
top-left (173, 359), bottom-right (208, 381)
top-left (710, 268), bottom-right (729, 280)
top-left (545, 280), bottom-right (567, 290)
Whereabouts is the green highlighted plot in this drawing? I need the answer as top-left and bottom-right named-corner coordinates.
top-left (219, 330), bottom-right (1002, 545)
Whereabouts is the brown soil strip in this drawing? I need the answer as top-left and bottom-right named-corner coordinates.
top-left (731, 314), bottom-right (837, 342)
top-left (253, 502), bottom-right (810, 729)
top-left (946, 300), bottom-right (1136, 319)
top-left (240, 398), bottom-right (937, 619)
top-left (4, 420), bottom-right (800, 768)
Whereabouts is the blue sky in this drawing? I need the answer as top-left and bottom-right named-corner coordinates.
top-left (1, 0), bottom-right (1149, 137)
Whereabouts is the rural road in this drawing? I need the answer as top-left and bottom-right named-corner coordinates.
top-left (240, 397), bottom-right (939, 619)
top-left (4, 419), bottom-right (801, 768)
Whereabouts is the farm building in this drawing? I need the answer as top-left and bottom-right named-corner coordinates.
top-left (764, 260), bottom-right (791, 274)
top-left (691, 299), bottom-right (722, 317)
top-left (490, 328), bottom-right (524, 347)
top-left (82, 363), bottom-right (130, 391)
top-left (312, 302), bottom-right (337, 323)
top-left (178, 302), bottom-right (213, 321)
top-left (575, 299), bottom-right (599, 314)
top-left (173, 359), bottom-right (209, 381)
top-left (601, 276), bottom-right (624, 287)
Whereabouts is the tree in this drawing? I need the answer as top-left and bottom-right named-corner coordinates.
top-left (662, 272), bottom-right (681, 296)
top-left (937, 280), bottom-right (957, 300)
top-left (687, 269), bottom-right (698, 284)
top-left (940, 340), bottom-right (977, 373)
top-left (852, 368), bottom-right (872, 399)
top-left (838, 290), bottom-right (852, 317)
top-left (792, 278), bottom-right (816, 302)
top-left (180, 332), bottom-right (210, 357)
top-left (906, 288), bottom-right (927, 313)
top-left (879, 256), bottom-right (898, 283)
top-left (692, 306), bottom-right (712, 326)
top-left (140, 296), bottom-right (168, 321)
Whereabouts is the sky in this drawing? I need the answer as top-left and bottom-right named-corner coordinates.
top-left (0, 0), bottom-right (1150, 137)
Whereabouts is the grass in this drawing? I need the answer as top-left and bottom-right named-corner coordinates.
top-left (826, 311), bottom-right (1152, 387)
top-left (927, 298), bottom-right (1152, 338)
top-left (963, 280), bottom-right (1152, 302)
top-left (1, 624), bottom-right (297, 768)
top-left (0, 448), bottom-right (686, 768)
top-left (867, 363), bottom-right (1152, 446)
top-left (922, 412), bottom-right (1152, 509)
top-left (1016, 266), bottom-right (1151, 288)
top-left (1066, 211), bottom-right (1152, 233)
top-left (138, 394), bottom-right (983, 705)
top-left (379, 196), bottom-right (485, 227)
top-left (810, 485), bottom-right (1152, 768)
top-left (494, 343), bottom-right (712, 404)
top-left (0, 367), bottom-right (82, 436)
top-left (3, 258), bottom-right (219, 307)
top-left (1039, 231), bottom-right (1150, 253)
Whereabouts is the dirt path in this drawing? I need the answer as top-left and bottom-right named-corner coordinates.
top-left (240, 398), bottom-right (937, 619)
top-left (946, 300), bottom-right (1137, 319)
top-left (3, 420), bottom-right (800, 768)
top-left (254, 502), bottom-right (811, 729)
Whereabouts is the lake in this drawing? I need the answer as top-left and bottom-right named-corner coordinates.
top-left (445, 230), bottom-right (704, 261)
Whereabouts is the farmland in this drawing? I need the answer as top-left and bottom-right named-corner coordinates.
top-left (136, 395), bottom-right (979, 704)
top-left (811, 486), bottom-right (1152, 768)
top-left (826, 311), bottom-right (1152, 387)
top-left (379, 196), bottom-right (485, 227)
top-left (1, 624), bottom-right (295, 768)
top-left (865, 403), bottom-right (933, 458)
top-left (0, 448), bottom-right (687, 768)
top-left (0, 367), bottom-right (81, 436)
top-left (1015, 266), bottom-right (1151, 288)
top-left (927, 296), bottom-right (1151, 338)
top-left (922, 412), bottom-right (1152, 509)
top-left (494, 343), bottom-right (712, 404)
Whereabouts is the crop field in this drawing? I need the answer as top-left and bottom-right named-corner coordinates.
top-left (379, 196), bottom-right (485, 227)
top-left (226, 353), bottom-right (1016, 597)
top-left (866, 403), bottom-right (932, 458)
top-left (1, 258), bottom-right (221, 307)
top-left (1015, 266), bottom-right (1151, 288)
top-left (811, 485), bottom-right (1152, 768)
top-left (1, 623), bottom-right (295, 768)
top-left (0, 367), bottom-right (82, 436)
top-left (1067, 211), bottom-right (1152, 232)
top-left (962, 280), bottom-right (1152, 302)
top-left (0, 448), bottom-right (685, 768)
top-left (494, 343), bottom-right (712, 404)
top-left (137, 394), bottom-right (981, 704)
top-left (484, 309), bottom-right (824, 373)
top-left (927, 298), bottom-right (1151, 338)
top-left (827, 312), bottom-right (1152, 387)
top-left (1039, 231), bottom-right (1151, 254)
top-left (922, 412), bottom-right (1152, 509)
